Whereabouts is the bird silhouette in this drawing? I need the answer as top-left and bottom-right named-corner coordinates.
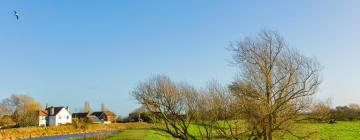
top-left (13, 10), bottom-right (19, 21)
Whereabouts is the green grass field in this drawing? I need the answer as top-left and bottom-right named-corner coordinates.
top-left (283, 121), bottom-right (360, 140)
top-left (78, 121), bottom-right (360, 140)
top-left (89, 128), bottom-right (176, 140)
top-left (75, 129), bottom-right (175, 140)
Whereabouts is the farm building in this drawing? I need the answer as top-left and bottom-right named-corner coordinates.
top-left (72, 111), bottom-right (117, 124)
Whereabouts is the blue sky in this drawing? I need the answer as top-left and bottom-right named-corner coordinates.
top-left (0, 1), bottom-right (359, 116)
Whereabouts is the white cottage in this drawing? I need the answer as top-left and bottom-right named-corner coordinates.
top-left (38, 106), bottom-right (72, 126)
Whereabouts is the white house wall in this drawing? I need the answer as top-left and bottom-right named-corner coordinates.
top-left (54, 108), bottom-right (72, 126)
top-left (47, 108), bottom-right (72, 126)
top-left (38, 116), bottom-right (46, 126)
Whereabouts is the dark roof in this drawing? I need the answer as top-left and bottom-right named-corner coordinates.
top-left (92, 111), bottom-right (116, 117)
top-left (46, 106), bottom-right (68, 116)
top-left (91, 112), bottom-right (103, 117)
top-left (72, 112), bottom-right (90, 118)
top-left (72, 111), bottom-right (116, 119)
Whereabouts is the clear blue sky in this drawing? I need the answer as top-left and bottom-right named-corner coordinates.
top-left (1, 1), bottom-right (359, 116)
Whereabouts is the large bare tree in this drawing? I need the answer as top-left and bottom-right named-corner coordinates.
top-left (230, 30), bottom-right (321, 140)
top-left (132, 75), bottom-right (198, 139)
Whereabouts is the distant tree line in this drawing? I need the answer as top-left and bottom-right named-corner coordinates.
top-left (309, 99), bottom-right (360, 122)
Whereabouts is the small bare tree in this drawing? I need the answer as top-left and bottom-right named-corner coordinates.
top-left (84, 101), bottom-right (92, 113)
top-left (230, 30), bottom-right (321, 140)
top-left (310, 98), bottom-right (333, 122)
top-left (132, 75), bottom-right (197, 139)
top-left (194, 92), bottom-right (215, 139)
top-left (348, 103), bottom-right (360, 112)
top-left (0, 99), bottom-right (12, 117)
top-left (101, 103), bottom-right (109, 112)
top-left (195, 81), bottom-right (246, 139)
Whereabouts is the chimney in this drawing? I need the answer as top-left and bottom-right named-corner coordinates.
top-left (65, 106), bottom-right (69, 112)
top-left (50, 107), bottom-right (54, 115)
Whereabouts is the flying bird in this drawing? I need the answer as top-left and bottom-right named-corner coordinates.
top-left (13, 10), bottom-right (19, 21)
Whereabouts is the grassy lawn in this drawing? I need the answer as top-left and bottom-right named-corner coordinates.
top-left (77, 121), bottom-right (360, 140)
top-left (106, 128), bottom-right (177, 140)
top-left (155, 121), bottom-right (360, 140)
top-left (281, 121), bottom-right (360, 140)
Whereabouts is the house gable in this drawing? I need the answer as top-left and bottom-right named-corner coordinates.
top-left (55, 108), bottom-right (71, 118)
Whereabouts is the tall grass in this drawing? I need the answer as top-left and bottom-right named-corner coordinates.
top-left (0, 122), bottom-right (150, 140)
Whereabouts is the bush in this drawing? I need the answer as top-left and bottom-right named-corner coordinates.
top-left (72, 118), bottom-right (88, 130)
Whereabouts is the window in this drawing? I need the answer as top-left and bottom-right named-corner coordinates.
top-left (59, 116), bottom-right (61, 119)
top-left (67, 116), bottom-right (69, 119)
